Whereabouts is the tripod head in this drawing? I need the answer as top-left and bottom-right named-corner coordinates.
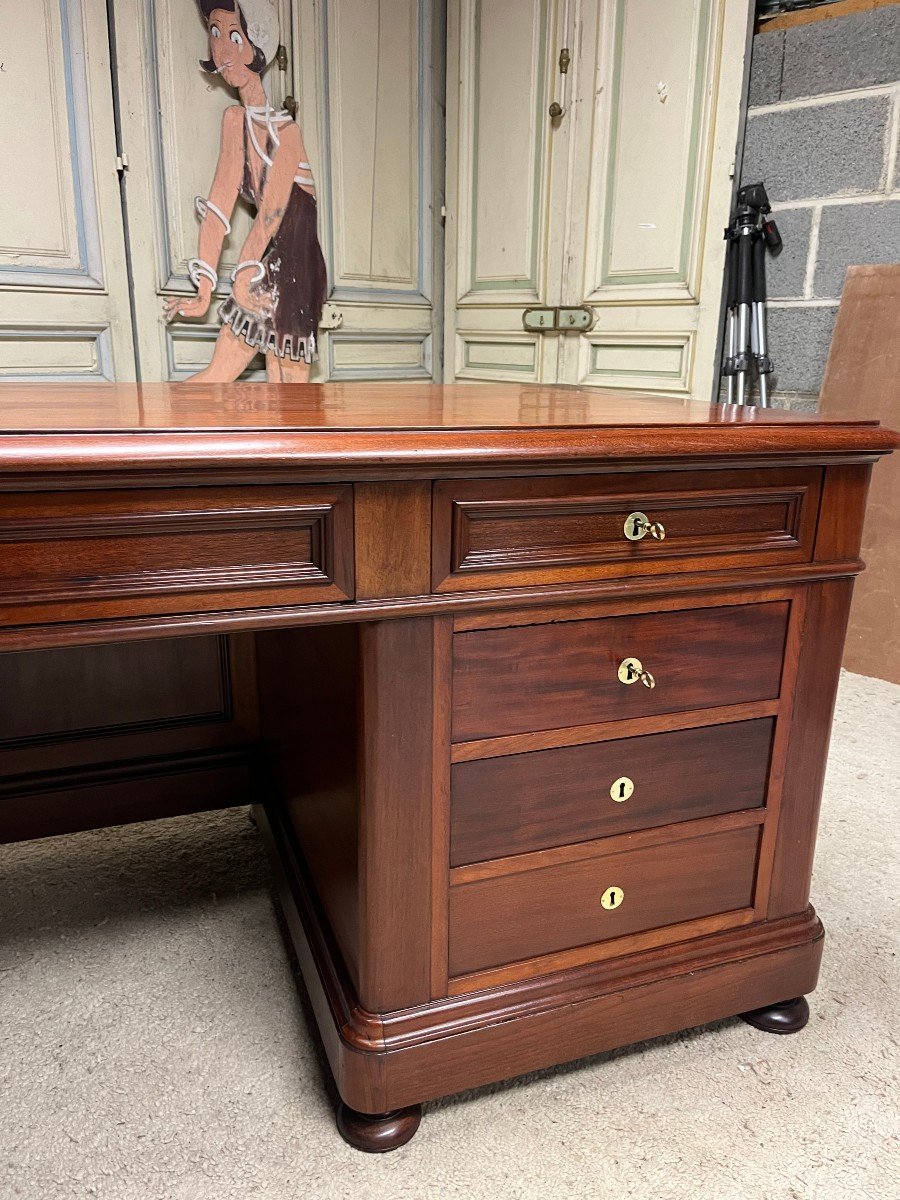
top-left (732, 181), bottom-right (782, 252)
top-left (736, 181), bottom-right (771, 217)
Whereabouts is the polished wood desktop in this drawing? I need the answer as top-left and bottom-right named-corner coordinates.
top-left (0, 383), bottom-right (896, 1151)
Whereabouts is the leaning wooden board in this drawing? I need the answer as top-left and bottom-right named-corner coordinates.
top-left (819, 264), bottom-right (900, 684)
top-left (0, 382), bottom-right (895, 1152)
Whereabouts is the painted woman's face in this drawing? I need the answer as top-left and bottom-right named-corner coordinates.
top-left (207, 9), bottom-right (255, 88)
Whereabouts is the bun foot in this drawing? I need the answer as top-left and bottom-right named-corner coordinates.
top-left (336, 1102), bottom-right (422, 1152)
top-left (740, 995), bottom-right (810, 1034)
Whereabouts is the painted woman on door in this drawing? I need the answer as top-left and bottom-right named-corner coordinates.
top-left (165, 0), bottom-right (327, 382)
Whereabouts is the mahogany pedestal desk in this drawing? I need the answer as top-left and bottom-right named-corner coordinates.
top-left (0, 383), bottom-right (896, 1152)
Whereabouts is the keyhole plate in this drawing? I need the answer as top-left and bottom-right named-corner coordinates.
top-left (617, 657), bottom-right (643, 685)
top-left (610, 776), bottom-right (634, 803)
top-left (601, 886), bottom-right (624, 911)
top-left (624, 511), bottom-right (649, 541)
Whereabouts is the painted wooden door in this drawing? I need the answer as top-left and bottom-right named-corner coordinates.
top-left (0, 0), bottom-right (136, 382)
top-left (445, 0), bottom-right (751, 399)
top-left (292, 0), bottom-right (443, 381)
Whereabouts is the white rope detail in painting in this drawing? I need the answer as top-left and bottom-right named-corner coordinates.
top-left (188, 258), bottom-right (218, 289)
top-left (194, 195), bottom-right (232, 235)
top-left (244, 104), bottom-right (316, 188)
top-left (230, 259), bottom-right (266, 284)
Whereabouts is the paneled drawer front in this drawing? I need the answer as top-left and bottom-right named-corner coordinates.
top-left (451, 718), bottom-right (774, 865)
top-left (449, 825), bottom-right (761, 976)
top-left (452, 602), bottom-right (789, 742)
top-left (433, 468), bottom-right (822, 592)
top-left (0, 485), bottom-right (354, 624)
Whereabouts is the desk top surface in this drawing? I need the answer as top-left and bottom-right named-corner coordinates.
top-left (0, 382), bottom-right (888, 431)
top-left (0, 383), bottom-right (895, 472)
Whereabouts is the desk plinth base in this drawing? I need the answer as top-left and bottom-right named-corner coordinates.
top-left (255, 803), bottom-right (824, 1152)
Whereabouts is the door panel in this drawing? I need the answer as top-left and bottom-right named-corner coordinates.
top-left (293, 0), bottom-right (441, 381)
top-left (446, 0), bottom-right (752, 398)
top-left (561, 0), bottom-right (750, 398)
top-left (461, 0), bottom-right (548, 303)
top-left (445, 0), bottom-right (559, 383)
top-left (588, 0), bottom-right (713, 297)
top-left (0, 0), bottom-right (135, 380)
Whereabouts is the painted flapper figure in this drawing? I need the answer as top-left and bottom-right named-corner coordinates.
top-left (165, 0), bottom-right (327, 382)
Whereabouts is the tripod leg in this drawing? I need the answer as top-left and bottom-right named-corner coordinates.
top-left (734, 225), bottom-right (755, 406)
top-left (725, 308), bottom-right (737, 404)
top-left (736, 301), bottom-right (751, 405)
top-left (756, 303), bottom-right (772, 407)
top-left (752, 232), bottom-right (773, 407)
top-left (722, 235), bottom-right (739, 404)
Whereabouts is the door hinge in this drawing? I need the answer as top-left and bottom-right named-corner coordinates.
top-left (559, 47), bottom-right (570, 74)
top-left (115, 153), bottom-right (129, 174)
top-left (276, 43), bottom-right (288, 71)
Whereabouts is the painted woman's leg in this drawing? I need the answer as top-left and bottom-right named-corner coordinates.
top-left (266, 351), bottom-right (311, 383)
top-left (190, 325), bottom-right (258, 382)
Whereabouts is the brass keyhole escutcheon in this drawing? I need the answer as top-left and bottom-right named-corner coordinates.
top-left (610, 776), bottom-right (634, 803)
top-left (617, 656), bottom-right (643, 684)
top-left (601, 886), bottom-right (624, 910)
top-left (624, 512), bottom-right (666, 542)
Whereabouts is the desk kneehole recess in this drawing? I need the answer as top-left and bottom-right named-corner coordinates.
top-left (0, 383), bottom-right (895, 1153)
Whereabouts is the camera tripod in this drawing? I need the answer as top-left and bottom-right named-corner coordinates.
top-left (722, 182), bottom-right (782, 407)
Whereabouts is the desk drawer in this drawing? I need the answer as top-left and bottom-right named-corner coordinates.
top-left (0, 484), bottom-right (354, 624)
top-left (449, 824), bottom-right (761, 976)
top-left (450, 718), bottom-right (774, 865)
top-left (433, 468), bottom-right (821, 592)
top-left (452, 601), bottom-right (788, 742)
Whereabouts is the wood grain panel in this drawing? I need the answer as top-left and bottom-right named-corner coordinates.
top-left (0, 634), bottom-right (258, 842)
top-left (0, 749), bottom-right (253, 844)
top-left (768, 580), bottom-right (854, 919)
top-left (433, 468), bottom-right (821, 591)
top-left (449, 824), bottom-right (761, 975)
top-left (819, 266), bottom-right (900, 682)
top-left (452, 601), bottom-right (790, 741)
top-left (354, 481), bottom-right (431, 600)
top-left (359, 618), bottom-right (435, 1011)
top-left (450, 718), bottom-right (774, 865)
top-left (256, 625), bottom-right (363, 991)
top-left (0, 484), bottom-right (354, 625)
top-left (0, 637), bottom-right (226, 744)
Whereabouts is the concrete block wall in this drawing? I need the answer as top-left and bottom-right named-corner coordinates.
top-left (738, 2), bottom-right (900, 408)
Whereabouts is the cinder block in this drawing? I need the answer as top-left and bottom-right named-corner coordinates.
top-left (781, 8), bottom-right (900, 101)
top-left (772, 395), bottom-right (819, 413)
top-left (813, 200), bottom-right (900, 298)
top-left (764, 208), bottom-right (813, 299)
top-left (766, 304), bottom-right (838, 397)
top-left (748, 31), bottom-right (784, 107)
top-left (742, 96), bottom-right (890, 202)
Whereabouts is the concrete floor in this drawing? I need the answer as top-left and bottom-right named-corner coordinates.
top-left (1, 670), bottom-right (897, 1200)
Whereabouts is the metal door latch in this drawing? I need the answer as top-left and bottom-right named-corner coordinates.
top-left (522, 306), bottom-right (595, 333)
